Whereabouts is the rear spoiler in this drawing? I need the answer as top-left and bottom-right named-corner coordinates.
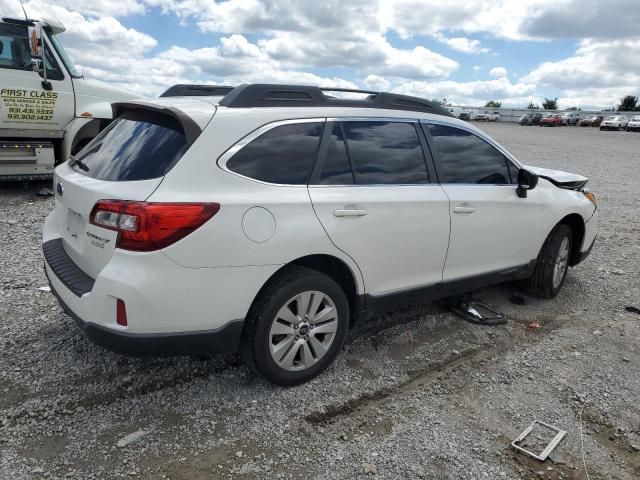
top-left (111, 102), bottom-right (202, 146)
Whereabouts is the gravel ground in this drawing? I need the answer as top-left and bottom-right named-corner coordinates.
top-left (1, 123), bottom-right (639, 480)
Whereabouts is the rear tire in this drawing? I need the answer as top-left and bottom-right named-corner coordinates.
top-left (241, 266), bottom-right (349, 386)
top-left (527, 224), bottom-right (573, 299)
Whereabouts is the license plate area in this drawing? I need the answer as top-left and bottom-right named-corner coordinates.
top-left (65, 208), bottom-right (84, 245)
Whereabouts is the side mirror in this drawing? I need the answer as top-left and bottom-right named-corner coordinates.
top-left (28, 24), bottom-right (43, 58)
top-left (516, 169), bottom-right (539, 198)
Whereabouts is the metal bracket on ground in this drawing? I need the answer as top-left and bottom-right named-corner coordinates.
top-left (512, 420), bottom-right (567, 461)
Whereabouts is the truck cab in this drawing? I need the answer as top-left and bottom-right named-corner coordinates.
top-left (0, 17), bottom-right (135, 180)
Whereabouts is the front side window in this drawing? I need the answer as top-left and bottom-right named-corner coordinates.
top-left (226, 122), bottom-right (323, 185)
top-left (0, 24), bottom-right (31, 70)
top-left (341, 121), bottom-right (428, 185)
top-left (425, 124), bottom-right (512, 185)
top-left (72, 111), bottom-right (188, 181)
top-left (0, 24), bottom-right (64, 80)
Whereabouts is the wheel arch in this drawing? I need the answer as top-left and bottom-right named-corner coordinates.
top-left (557, 213), bottom-right (585, 266)
top-left (249, 254), bottom-right (363, 326)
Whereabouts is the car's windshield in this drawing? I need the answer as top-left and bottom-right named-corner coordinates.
top-left (45, 28), bottom-right (81, 78)
top-left (606, 116), bottom-right (617, 120)
top-left (632, 116), bottom-right (640, 121)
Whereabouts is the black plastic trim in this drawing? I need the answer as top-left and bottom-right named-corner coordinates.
top-left (45, 269), bottom-right (244, 357)
top-left (219, 84), bottom-right (454, 117)
top-left (575, 236), bottom-right (596, 265)
top-left (111, 102), bottom-right (202, 147)
top-left (43, 238), bottom-right (95, 297)
top-left (160, 84), bottom-right (235, 98)
top-left (357, 261), bottom-right (536, 320)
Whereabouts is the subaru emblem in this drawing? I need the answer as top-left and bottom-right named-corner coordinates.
top-left (56, 182), bottom-right (63, 196)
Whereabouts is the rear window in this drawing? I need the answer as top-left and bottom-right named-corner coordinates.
top-left (71, 111), bottom-right (188, 181)
top-left (226, 122), bottom-right (323, 184)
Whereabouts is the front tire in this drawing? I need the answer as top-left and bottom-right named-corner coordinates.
top-left (241, 266), bottom-right (349, 386)
top-left (527, 224), bottom-right (573, 299)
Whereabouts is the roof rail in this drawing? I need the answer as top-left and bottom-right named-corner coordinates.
top-left (218, 84), bottom-right (454, 117)
top-left (160, 84), bottom-right (235, 98)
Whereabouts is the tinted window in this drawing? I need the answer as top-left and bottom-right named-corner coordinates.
top-left (72, 111), bottom-right (188, 181)
top-left (426, 124), bottom-right (510, 184)
top-left (342, 121), bottom-right (428, 185)
top-left (227, 122), bottom-right (323, 184)
top-left (318, 123), bottom-right (354, 185)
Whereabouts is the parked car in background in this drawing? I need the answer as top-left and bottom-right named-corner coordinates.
top-left (519, 113), bottom-right (543, 126)
top-left (600, 115), bottom-right (629, 131)
top-left (580, 115), bottom-right (603, 127)
top-left (458, 110), bottom-right (476, 121)
top-left (626, 115), bottom-right (640, 132)
top-left (540, 114), bottom-right (563, 127)
top-left (41, 83), bottom-right (598, 385)
top-left (475, 111), bottom-right (500, 122)
top-left (561, 112), bottom-right (581, 126)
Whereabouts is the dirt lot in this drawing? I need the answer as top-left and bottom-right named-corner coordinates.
top-left (1, 123), bottom-right (639, 480)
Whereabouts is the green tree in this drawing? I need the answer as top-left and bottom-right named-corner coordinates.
top-left (485, 100), bottom-right (502, 108)
top-left (617, 95), bottom-right (638, 111)
top-left (542, 97), bottom-right (558, 110)
top-left (527, 102), bottom-right (539, 109)
top-left (566, 106), bottom-right (579, 111)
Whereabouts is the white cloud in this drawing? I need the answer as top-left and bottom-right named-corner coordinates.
top-left (523, 38), bottom-right (640, 108)
top-left (393, 77), bottom-right (536, 106)
top-left (439, 36), bottom-right (490, 54)
top-left (1, 0), bottom-right (145, 18)
top-left (489, 66), bottom-right (508, 78)
top-left (2, 0), bottom-right (638, 108)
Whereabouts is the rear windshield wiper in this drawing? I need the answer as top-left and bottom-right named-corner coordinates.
top-left (70, 155), bottom-right (89, 172)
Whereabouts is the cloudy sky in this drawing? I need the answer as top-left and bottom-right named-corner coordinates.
top-left (2, 0), bottom-right (639, 108)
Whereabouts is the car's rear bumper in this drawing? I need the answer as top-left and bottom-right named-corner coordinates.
top-left (44, 259), bottom-right (245, 357)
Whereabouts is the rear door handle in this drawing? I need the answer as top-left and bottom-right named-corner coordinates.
top-left (453, 206), bottom-right (475, 214)
top-left (334, 208), bottom-right (367, 217)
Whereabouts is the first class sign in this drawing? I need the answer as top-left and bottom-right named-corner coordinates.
top-left (0, 88), bottom-right (58, 124)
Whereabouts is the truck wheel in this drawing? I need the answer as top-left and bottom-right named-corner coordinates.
top-left (527, 224), bottom-right (573, 299)
top-left (241, 266), bottom-right (349, 385)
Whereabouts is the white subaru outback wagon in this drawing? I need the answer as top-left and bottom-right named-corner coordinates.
top-left (43, 84), bottom-right (597, 385)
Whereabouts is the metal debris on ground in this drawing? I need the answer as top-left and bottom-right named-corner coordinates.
top-left (37, 286), bottom-right (51, 292)
top-left (512, 420), bottom-right (567, 461)
top-left (528, 321), bottom-right (541, 330)
top-left (447, 296), bottom-right (507, 326)
top-left (624, 306), bottom-right (640, 315)
top-left (36, 188), bottom-right (54, 197)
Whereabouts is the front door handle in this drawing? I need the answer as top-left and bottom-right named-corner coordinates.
top-left (453, 206), bottom-right (475, 214)
top-left (334, 208), bottom-right (367, 217)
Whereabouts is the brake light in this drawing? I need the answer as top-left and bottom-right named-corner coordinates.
top-left (90, 200), bottom-right (220, 252)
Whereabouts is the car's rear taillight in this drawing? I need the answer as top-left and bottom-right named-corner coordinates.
top-left (90, 200), bottom-right (220, 252)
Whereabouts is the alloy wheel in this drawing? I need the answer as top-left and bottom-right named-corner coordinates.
top-left (552, 237), bottom-right (570, 289)
top-left (268, 291), bottom-right (338, 371)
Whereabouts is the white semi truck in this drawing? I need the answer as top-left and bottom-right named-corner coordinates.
top-left (0, 16), bottom-right (135, 180)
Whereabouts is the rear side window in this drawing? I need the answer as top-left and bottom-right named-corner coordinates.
top-left (226, 122), bottom-right (323, 184)
top-left (341, 121), bottom-right (428, 185)
top-left (425, 124), bottom-right (511, 184)
top-left (72, 111), bottom-right (188, 181)
top-left (318, 123), bottom-right (354, 185)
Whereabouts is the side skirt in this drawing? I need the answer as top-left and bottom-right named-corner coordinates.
top-left (356, 260), bottom-right (536, 321)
